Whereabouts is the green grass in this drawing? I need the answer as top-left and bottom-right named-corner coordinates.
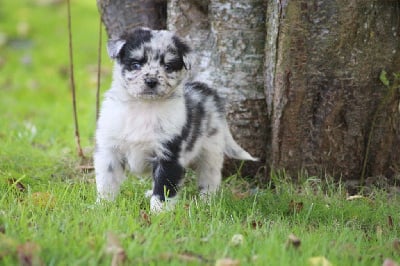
top-left (0, 1), bottom-right (400, 265)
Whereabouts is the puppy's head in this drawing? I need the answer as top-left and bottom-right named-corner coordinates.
top-left (107, 28), bottom-right (192, 100)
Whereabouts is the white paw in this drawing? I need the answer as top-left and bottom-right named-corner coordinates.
top-left (96, 192), bottom-right (116, 203)
top-left (150, 196), bottom-right (164, 213)
top-left (144, 190), bottom-right (153, 198)
top-left (150, 195), bottom-right (177, 213)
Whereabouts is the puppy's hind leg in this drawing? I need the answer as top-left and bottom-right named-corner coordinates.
top-left (94, 148), bottom-right (126, 202)
top-left (196, 148), bottom-right (224, 199)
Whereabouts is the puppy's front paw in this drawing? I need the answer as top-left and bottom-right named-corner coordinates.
top-left (96, 194), bottom-right (115, 204)
top-left (144, 190), bottom-right (153, 198)
top-left (150, 195), bottom-right (177, 214)
top-left (150, 195), bottom-right (164, 213)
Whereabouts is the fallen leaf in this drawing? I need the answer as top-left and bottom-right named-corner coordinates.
top-left (289, 200), bottom-right (304, 213)
top-left (250, 220), bottom-right (263, 229)
top-left (232, 190), bottom-right (250, 200)
top-left (17, 242), bottom-right (43, 266)
top-left (393, 239), bottom-right (400, 253)
top-left (216, 258), bottom-right (240, 266)
top-left (30, 192), bottom-right (56, 209)
top-left (346, 195), bottom-right (365, 201)
top-left (177, 251), bottom-right (209, 263)
top-left (7, 178), bottom-right (26, 192)
top-left (140, 210), bottom-right (151, 225)
top-left (105, 232), bottom-right (126, 266)
top-left (286, 233), bottom-right (301, 249)
top-left (0, 234), bottom-right (18, 259)
top-left (388, 216), bottom-right (394, 229)
top-left (230, 234), bottom-right (244, 246)
top-left (308, 256), bottom-right (332, 266)
top-left (383, 258), bottom-right (399, 266)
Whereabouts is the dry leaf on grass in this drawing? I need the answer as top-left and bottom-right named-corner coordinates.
top-left (346, 195), bottom-right (365, 201)
top-left (393, 239), bottom-right (400, 253)
top-left (30, 192), bottom-right (56, 209)
top-left (216, 258), bottom-right (240, 266)
top-left (17, 242), bottom-right (43, 266)
top-left (388, 215), bottom-right (394, 229)
top-left (232, 190), bottom-right (250, 200)
top-left (105, 232), bottom-right (126, 266)
top-left (177, 251), bottom-right (209, 263)
top-left (249, 220), bottom-right (263, 229)
top-left (289, 200), bottom-right (304, 213)
top-left (308, 256), bottom-right (332, 266)
top-left (286, 233), bottom-right (301, 249)
top-left (140, 210), bottom-right (151, 225)
top-left (159, 251), bottom-right (209, 263)
top-left (7, 178), bottom-right (26, 192)
top-left (383, 258), bottom-right (399, 266)
top-left (0, 234), bottom-right (18, 259)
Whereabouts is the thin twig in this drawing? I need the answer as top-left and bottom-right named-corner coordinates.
top-left (67, 0), bottom-right (85, 158)
top-left (96, 16), bottom-right (103, 122)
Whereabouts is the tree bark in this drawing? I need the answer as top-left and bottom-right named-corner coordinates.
top-left (265, 0), bottom-right (400, 181)
top-left (97, 0), bottom-right (167, 38)
top-left (97, 0), bottom-right (400, 182)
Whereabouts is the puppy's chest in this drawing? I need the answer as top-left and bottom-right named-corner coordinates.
top-left (112, 103), bottom-right (185, 151)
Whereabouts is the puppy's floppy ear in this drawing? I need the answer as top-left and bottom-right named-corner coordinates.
top-left (172, 35), bottom-right (193, 71)
top-left (107, 39), bottom-right (126, 59)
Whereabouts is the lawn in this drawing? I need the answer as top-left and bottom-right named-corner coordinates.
top-left (0, 1), bottom-right (399, 265)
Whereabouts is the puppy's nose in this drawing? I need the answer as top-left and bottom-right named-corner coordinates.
top-left (144, 77), bottom-right (158, 88)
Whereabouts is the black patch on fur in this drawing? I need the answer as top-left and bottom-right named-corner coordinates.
top-left (172, 36), bottom-right (190, 70)
top-left (117, 28), bottom-right (152, 66)
top-left (152, 137), bottom-right (184, 201)
top-left (107, 163), bottom-right (113, 173)
top-left (181, 82), bottom-right (227, 152)
top-left (121, 28), bottom-right (152, 52)
top-left (185, 101), bottom-right (205, 152)
top-left (186, 82), bottom-right (225, 114)
top-left (172, 36), bottom-right (190, 56)
top-left (165, 58), bottom-right (185, 73)
top-left (120, 157), bottom-right (127, 171)
top-left (160, 51), bottom-right (185, 73)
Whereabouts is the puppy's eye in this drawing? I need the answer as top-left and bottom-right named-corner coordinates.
top-left (130, 62), bottom-right (142, 71)
top-left (164, 60), bottom-right (183, 73)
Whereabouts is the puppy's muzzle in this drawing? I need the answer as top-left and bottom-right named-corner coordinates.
top-left (144, 77), bottom-right (158, 89)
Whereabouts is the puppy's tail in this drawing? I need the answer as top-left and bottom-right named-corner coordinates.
top-left (224, 124), bottom-right (258, 161)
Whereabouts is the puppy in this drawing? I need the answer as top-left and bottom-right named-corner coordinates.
top-left (94, 28), bottom-right (257, 212)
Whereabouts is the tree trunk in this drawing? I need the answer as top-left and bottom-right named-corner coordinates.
top-left (97, 0), bottom-right (400, 182)
top-left (97, 0), bottom-right (167, 38)
top-left (265, 0), bottom-right (400, 181)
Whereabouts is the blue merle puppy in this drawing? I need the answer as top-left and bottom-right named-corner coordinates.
top-left (94, 27), bottom-right (257, 212)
